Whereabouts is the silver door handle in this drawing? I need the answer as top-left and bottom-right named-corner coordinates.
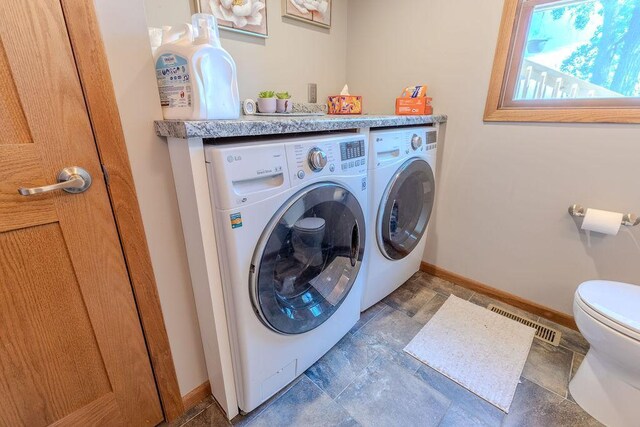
top-left (18, 166), bottom-right (92, 196)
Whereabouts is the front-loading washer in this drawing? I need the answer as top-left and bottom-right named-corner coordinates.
top-left (361, 126), bottom-right (437, 311)
top-left (204, 133), bottom-right (368, 413)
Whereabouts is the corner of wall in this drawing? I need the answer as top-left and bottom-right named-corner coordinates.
top-left (93, 0), bottom-right (209, 396)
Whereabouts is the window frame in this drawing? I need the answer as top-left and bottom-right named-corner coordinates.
top-left (484, 0), bottom-right (640, 123)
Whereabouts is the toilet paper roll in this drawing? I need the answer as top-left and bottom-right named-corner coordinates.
top-left (581, 208), bottom-right (623, 235)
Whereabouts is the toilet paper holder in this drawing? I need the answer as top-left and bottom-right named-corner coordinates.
top-left (568, 204), bottom-right (640, 227)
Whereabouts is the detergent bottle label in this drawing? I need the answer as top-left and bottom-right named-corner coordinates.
top-left (155, 54), bottom-right (192, 109)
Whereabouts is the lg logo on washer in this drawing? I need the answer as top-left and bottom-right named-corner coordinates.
top-left (227, 155), bottom-right (241, 163)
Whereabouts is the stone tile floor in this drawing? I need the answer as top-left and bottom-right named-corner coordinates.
top-left (166, 272), bottom-right (601, 427)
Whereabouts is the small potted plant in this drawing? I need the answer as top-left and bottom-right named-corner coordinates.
top-left (276, 92), bottom-right (293, 113)
top-left (257, 91), bottom-right (276, 113)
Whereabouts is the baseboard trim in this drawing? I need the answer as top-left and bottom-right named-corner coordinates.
top-left (420, 262), bottom-right (578, 331)
top-left (182, 381), bottom-right (212, 412)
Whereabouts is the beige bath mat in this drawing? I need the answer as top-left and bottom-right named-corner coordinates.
top-left (404, 295), bottom-right (535, 412)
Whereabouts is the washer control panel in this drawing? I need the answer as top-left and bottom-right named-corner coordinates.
top-left (308, 147), bottom-right (328, 172)
top-left (339, 139), bottom-right (366, 171)
top-left (287, 134), bottom-right (367, 183)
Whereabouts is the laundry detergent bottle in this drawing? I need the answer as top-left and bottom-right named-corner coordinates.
top-left (154, 14), bottom-right (240, 120)
top-left (191, 13), bottom-right (240, 120)
top-left (154, 24), bottom-right (196, 119)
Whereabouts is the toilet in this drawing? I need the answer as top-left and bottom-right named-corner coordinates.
top-left (570, 280), bottom-right (640, 427)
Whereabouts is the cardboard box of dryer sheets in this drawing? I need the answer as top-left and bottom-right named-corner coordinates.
top-left (396, 85), bottom-right (433, 115)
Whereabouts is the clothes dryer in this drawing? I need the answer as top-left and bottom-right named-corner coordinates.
top-left (361, 126), bottom-right (437, 310)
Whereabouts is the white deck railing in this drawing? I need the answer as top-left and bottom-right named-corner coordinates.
top-left (515, 58), bottom-right (622, 100)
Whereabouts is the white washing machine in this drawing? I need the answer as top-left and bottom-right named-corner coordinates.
top-left (361, 126), bottom-right (437, 311)
top-left (204, 133), bottom-right (368, 413)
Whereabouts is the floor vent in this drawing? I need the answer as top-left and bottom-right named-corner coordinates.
top-left (487, 304), bottom-right (561, 346)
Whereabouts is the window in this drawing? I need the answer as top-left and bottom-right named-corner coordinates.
top-left (485, 0), bottom-right (640, 123)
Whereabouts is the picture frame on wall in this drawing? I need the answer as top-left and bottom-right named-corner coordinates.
top-left (195, 0), bottom-right (269, 38)
top-left (282, 0), bottom-right (332, 29)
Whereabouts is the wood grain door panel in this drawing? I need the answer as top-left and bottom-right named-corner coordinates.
top-left (0, 41), bottom-right (31, 145)
top-left (0, 0), bottom-right (164, 425)
top-left (50, 394), bottom-right (124, 427)
top-left (0, 224), bottom-right (112, 425)
top-left (0, 145), bottom-right (57, 232)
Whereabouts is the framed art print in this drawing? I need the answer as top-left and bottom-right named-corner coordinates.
top-left (196, 0), bottom-right (268, 38)
top-left (282, 0), bottom-right (331, 29)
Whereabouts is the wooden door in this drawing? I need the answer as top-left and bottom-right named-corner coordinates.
top-left (0, 1), bottom-right (164, 426)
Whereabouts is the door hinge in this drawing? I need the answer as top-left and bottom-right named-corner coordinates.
top-left (101, 164), bottom-right (110, 186)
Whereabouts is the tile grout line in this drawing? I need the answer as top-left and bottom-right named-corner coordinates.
top-left (567, 350), bottom-right (578, 402)
top-left (435, 400), bottom-right (455, 427)
top-left (523, 374), bottom-right (569, 401)
top-left (559, 343), bottom-right (587, 356)
top-left (569, 351), bottom-right (576, 379)
top-left (392, 292), bottom-right (439, 321)
top-left (330, 374), bottom-right (359, 402)
top-left (236, 375), bottom-right (305, 425)
top-left (177, 403), bottom-right (214, 427)
top-left (407, 362), bottom-right (457, 427)
top-left (331, 348), bottom-right (385, 402)
top-left (305, 372), bottom-right (365, 426)
top-left (353, 301), bottom-right (391, 333)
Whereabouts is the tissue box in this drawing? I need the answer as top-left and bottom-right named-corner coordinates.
top-left (396, 97), bottom-right (433, 115)
top-left (328, 95), bottom-right (362, 115)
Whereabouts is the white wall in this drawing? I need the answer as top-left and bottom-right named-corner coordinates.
top-left (93, 0), bottom-right (208, 395)
top-left (94, 0), bottom-right (349, 395)
top-left (347, 0), bottom-right (640, 314)
top-left (144, 0), bottom-right (349, 102)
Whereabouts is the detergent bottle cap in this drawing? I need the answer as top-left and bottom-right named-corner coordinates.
top-left (192, 13), bottom-right (221, 47)
top-left (161, 23), bottom-right (193, 45)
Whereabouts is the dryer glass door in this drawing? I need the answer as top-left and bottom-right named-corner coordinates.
top-left (251, 183), bottom-right (366, 335)
top-left (377, 158), bottom-right (435, 260)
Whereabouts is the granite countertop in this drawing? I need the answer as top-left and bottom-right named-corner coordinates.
top-left (154, 114), bottom-right (448, 139)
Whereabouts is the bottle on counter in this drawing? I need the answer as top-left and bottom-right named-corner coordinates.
top-left (154, 14), bottom-right (240, 120)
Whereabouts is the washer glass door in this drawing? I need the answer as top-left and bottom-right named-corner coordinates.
top-left (377, 158), bottom-right (435, 260)
top-left (251, 183), bottom-right (366, 335)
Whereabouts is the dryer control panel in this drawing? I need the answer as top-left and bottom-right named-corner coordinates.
top-left (370, 127), bottom-right (437, 169)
